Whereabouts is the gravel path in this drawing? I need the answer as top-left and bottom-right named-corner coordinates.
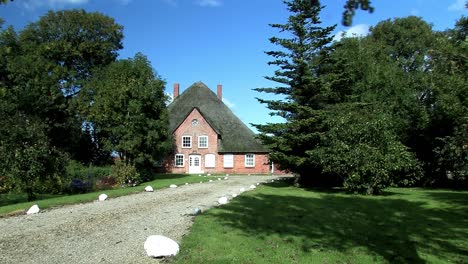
top-left (0, 175), bottom-right (283, 264)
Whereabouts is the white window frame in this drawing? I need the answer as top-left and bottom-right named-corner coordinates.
top-left (175, 154), bottom-right (184, 167)
top-left (245, 154), bottom-right (255, 167)
top-left (198, 136), bottom-right (208, 148)
top-left (223, 154), bottom-right (234, 168)
top-left (182, 136), bottom-right (192, 148)
top-left (205, 154), bottom-right (216, 168)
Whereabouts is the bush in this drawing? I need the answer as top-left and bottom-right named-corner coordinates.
top-left (309, 108), bottom-right (421, 195)
top-left (64, 160), bottom-right (112, 193)
top-left (112, 162), bottom-right (141, 187)
top-left (96, 176), bottom-right (118, 190)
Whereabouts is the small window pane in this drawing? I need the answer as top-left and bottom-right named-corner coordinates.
top-left (199, 136), bottom-right (208, 148)
top-left (245, 154), bottom-right (255, 167)
top-left (182, 136), bottom-right (191, 148)
top-left (175, 154), bottom-right (184, 167)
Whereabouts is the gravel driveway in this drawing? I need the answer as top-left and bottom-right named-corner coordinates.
top-left (0, 175), bottom-right (283, 264)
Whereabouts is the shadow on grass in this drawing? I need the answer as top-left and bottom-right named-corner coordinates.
top-left (422, 190), bottom-right (468, 208)
top-left (211, 184), bottom-right (468, 263)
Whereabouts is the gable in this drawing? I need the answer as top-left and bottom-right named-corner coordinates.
top-left (168, 82), bottom-right (268, 153)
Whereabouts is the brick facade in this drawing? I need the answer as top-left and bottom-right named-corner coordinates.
top-left (166, 108), bottom-right (274, 174)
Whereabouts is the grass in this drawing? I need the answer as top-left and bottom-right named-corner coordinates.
top-left (173, 179), bottom-right (468, 264)
top-left (0, 174), bottom-right (207, 217)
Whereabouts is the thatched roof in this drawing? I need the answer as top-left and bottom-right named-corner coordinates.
top-left (168, 82), bottom-right (268, 153)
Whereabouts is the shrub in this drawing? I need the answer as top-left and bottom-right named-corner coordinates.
top-left (64, 160), bottom-right (112, 193)
top-left (112, 162), bottom-right (141, 187)
top-left (96, 176), bottom-right (118, 190)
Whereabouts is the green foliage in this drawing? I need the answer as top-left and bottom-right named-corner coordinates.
top-left (254, 0), bottom-right (336, 185)
top-left (0, 115), bottom-right (67, 201)
top-left (2, 9), bottom-right (123, 164)
top-left (257, 5), bottom-right (462, 193)
top-left (111, 161), bottom-right (141, 186)
top-left (80, 53), bottom-right (171, 172)
top-left (64, 160), bottom-right (113, 193)
top-left (322, 16), bottom-right (466, 190)
top-left (311, 108), bottom-right (421, 194)
top-left (0, 10), bottom-right (123, 199)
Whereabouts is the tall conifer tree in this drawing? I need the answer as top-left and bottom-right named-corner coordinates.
top-left (254, 0), bottom-right (335, 185)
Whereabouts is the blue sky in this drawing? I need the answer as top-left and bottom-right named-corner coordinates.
top-left (1, 0), bottom-right (466, 131)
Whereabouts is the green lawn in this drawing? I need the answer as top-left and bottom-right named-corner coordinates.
top-left (0, 174), bottom-right (205, 217)
top-left (173, 179), bottom-right (468, 264)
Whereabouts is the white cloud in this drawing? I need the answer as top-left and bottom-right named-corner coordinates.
top-left (333, 24), bottom-right (370, 42)
top-left (196, 0), bottom-right (222, 7)
top-left (410, 8), bottom-right (420, 16)
top-left (21, 0), bottom-right (89, 10)
top-left (448, 0), bottom-right (465, 11)
top-left (222, 97), bottom-right (235, 109)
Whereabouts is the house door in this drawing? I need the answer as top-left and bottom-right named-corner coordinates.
top-left (189, 155), bottom-right (202, 174)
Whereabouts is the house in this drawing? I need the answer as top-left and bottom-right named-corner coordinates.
top-left (164, 82), bottom-right (276, 174)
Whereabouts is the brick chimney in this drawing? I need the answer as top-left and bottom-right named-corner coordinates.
top-left (217, 84), bottom-right (222, 100)
top-left (173, 83), bottom-right (180, 99)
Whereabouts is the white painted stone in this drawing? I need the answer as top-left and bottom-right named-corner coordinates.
top-left (209, 180), bottom-right (213, 182)
top-left (232, 193), bottom-right (238, 198)
top-left (98, 194), bottom-right (108, 201)
top-left (200, 181), bottom-right (203, 183)
top-left (239, 188), bottom-right (245, 193)
top-left (217, 178), bottom-right (221, 181)
top-left (169, 184), bottom-right (177, 188)
top-left (26, 204), bottom-right (40, 215)
top-left (256, 183), bottom-right (260, 186)
top-left (224, 176), bottom-right (228, 180)
top-left (185, 183), bottom-right (188, 185)
top-left (249, 185), bottom-right (256, 189)
top-left (207, 173), bottom-right (211, 176)
top-left (218, 196), bottom-right (228, 205)
top-left (144, 235), bottom-right (180, 258)
top-left (226, 174), bottom-right (229, 176)
top-left (191, 207), bottom-right (202, 215)
top-left (145, 186), bottom-right (154, 192)
top-left (198, 174), bottom-right (201, 177)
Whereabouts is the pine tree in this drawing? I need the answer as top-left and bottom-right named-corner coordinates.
top-left (254, 0), bottom-right (336, 186)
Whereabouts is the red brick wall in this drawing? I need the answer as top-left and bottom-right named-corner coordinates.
top-left (166, 108), bottom-right (277, 174)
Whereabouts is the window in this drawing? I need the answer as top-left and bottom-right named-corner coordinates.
top-left (245, 154), bottom-right (255, 167)
top-left (198, 136), bottom-right (208, 148)
top-left (182, 136), bottom-right (192, 148)
top-left (205, 154), bottom-right (215, 168)
top-left (175, 154), bottom-right (184, 167)
top-left (191, 119), bottom-right (198, 126)
top-left (224, 154), bottom-right (234, 168)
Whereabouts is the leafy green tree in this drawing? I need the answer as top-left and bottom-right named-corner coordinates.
top-left (19, 9), bottom-right (123, 97)
top-left (0, 113), bottom-right (67, 201)
top-left (80, 53), bottom-right (171, 178)
top-left (329, 16), bottom-right (467, 188)
top-left (256, 2), bottom-right (424, 193)
top-left (6, 10), bottom-right (124, 163)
